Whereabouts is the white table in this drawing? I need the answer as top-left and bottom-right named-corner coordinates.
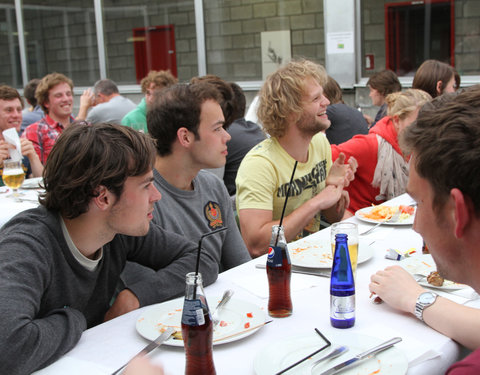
top-left (0, 185), bottom-right (40, 227)
top-left (34, 194), bottom-right (478, 375)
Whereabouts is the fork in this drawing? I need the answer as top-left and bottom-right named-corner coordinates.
top-left (310, 345), bottom-right (348, 374)
top-left (360, 208), bottom-right (401, 236)
top-left (212, 289), bottom-right (234, 326)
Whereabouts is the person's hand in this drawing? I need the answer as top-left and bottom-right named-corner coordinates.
top-left (20, 138), bottom-right (38, 161)
top-left (369, 265), bottom-right (426, 314)
top-left (364, 114), bottom-right (373, 127)
top-left (80, 88), bottom-right (95, 108)
top-left (326, 153), bottom-right (357, 188)
top-left (335, 190), bottom-right (350, 214)
top-left (0, 140), bottom-right (13, 164)
top-left (313, 183), bottom-right (343, 211)
top-left (123, 356), bottom-right (165, 375)
top-left (104, 289), bottom-right (140, 322)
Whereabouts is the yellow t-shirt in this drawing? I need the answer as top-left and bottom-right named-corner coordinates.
top-left (236, 133), bottom-right (332, 237)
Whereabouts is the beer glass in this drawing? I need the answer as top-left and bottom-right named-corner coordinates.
top-left (330, 222), bottom-right (359, 277)
top-left (2, 159), bottom-right (25, 197)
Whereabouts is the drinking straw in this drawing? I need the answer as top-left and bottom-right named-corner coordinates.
top-left (193, 226), bottom-right (228, 298)
top-left (275, 160), bottom-right (298, 246)
top-left (275, 328), bottom-right (331, 374)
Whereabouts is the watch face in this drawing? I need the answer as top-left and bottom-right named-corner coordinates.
top-left (419, 292), bottom-right (437, 304)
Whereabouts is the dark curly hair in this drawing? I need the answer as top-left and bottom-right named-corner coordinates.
top-left (40, 122), bottom-right (156, 219)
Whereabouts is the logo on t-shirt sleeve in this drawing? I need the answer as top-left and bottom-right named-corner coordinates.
top-left (204, 201), bottom-right (223, 229)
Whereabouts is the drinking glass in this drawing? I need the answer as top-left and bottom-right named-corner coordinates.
top-left (2, 159), bottom-right (25, 198)
top-left (330, 222), bottom-right (359, 277)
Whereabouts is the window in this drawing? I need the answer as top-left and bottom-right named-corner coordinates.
top-left (22, 1), bottom-right (99, 86)
top-left (361, 0), bottom-right (480, 78)
top-left (102, 0), bottom-right (196, 84)
top-left (0, 1), bottom-right (21, 87)
top-left (385, 0), bottom-right (454, 76)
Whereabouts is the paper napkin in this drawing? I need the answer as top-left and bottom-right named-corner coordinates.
top-left (2, 128), bottom-right (22, 161)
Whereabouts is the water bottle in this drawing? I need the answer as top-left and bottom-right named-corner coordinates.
top-left (330, 233), bottom-right (355, 328)
top-left (181, 272), bottom-right (216, 375)
top-left (266, 225), bottom-right (292, 318)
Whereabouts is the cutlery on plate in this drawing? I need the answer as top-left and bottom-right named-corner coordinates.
top-left (110, 327), bottom-right (175, 375)
top-left (310, 346), bottom-right (348, 374)
top-left (413, 273), bottom-right (427, 282)
top-left (317, 337), bottom-right (402, 375)
top-left (255, 264), bottom-right (331, 278)
top-left (212, 289), bottom-right (234, 326)
top-left (360, 208), bottom-right (401, 236)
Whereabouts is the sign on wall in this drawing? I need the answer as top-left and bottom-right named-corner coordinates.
top-left (261, 30), bottom-right (292, 80)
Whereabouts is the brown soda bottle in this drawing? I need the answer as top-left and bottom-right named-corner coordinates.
top-left (181, 272), bottom-right (216, 375)
top-left (266, 225), bottom-right (292, 317)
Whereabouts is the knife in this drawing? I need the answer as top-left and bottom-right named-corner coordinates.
top-left (317, 337), bottom-right (402, 375)
top-left (111, 327), bottom-right (175, 375)
top-left (255, 264), bottom-right (331, 278)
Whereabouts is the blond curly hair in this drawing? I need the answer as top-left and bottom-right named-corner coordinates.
top-left (257, 59), bottom-right (327, 138)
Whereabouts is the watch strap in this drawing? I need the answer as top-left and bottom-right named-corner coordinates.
top-left (415, 292), bottom-right (438, 321)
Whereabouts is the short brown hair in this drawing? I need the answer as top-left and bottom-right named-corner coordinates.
top-left (147, 83), bottom-right (222, 156)
top-left (23, 79), bottom-right (40, 107)
top-left (401, 85), bottom-right (480, 214)
top-left (0, 85), bottom-right (23, 108)
top-left (36, 73), bottom-right (73, 113)
top-left (140, 70), bottom-right (178, 93)
top-left (367, 70), bottom-right (402, 97)
top-left (412, 60), bottom-right (458, 98)
top-left (40, 122), bottom-right (156, 219)
top-left (257, 59), bottom-right (327, 138)
top-left (190, 75), bottom-right (236, 127)
top-left (323, 76), bottom-right (343, 104)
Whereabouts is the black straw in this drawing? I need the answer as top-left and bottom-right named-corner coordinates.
top-left (275, 160), bottom-right (298, 246)
top-left (193, 227), bottom-right (228, 298)
top-left (275, 328), bottom-right (331, 375)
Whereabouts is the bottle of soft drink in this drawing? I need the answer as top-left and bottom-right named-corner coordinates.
top-left (330, 233), bottom-right (355, 328)
top-left (181, 272), bottom-right (216, 375)
top-left (266, 225), bottom-right (292, 317)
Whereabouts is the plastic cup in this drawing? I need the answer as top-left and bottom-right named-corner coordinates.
top-left (330, 222), bottom-right (359, 277)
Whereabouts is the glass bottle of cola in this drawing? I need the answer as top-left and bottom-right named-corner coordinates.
top-left (330, 233), bottom-right (355, 328)
top-left (266, 225), bottom-right (292, 317)
top-left (181, 272), bottom-right (216, 375)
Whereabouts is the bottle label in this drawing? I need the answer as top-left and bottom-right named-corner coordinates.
top-left (330, 295), bottom-right (355, 320)
top-left (181, 299), bottom-right (206, 326)
top-left (266, 245), bottom-right (288, 267)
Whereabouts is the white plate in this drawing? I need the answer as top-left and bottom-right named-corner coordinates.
top-left (136, 296), bottom-right (266, 347)
top-left (355, 205), bottom-right (415, 225)
top-left (21, 176), bottom-right (43, 189)
top-left (400, 254), bottom-right (468, 290)
top-left (253, 332), bottom-right (407, 375)
top-left (289, 238), bottom-right (374, 269)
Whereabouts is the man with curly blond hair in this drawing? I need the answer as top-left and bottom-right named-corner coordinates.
top-left (121, 70), bottom-right (178, 133)
top-left (236, 59), bottom-right (356, 258)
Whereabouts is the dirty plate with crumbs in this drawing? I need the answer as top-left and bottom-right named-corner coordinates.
top-left (136, 296), bottom-right (266, 346)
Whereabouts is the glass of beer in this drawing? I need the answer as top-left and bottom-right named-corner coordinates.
top-left (330, 222), bottom-right (359, 277)
top-left (2, 159), bottom-right (25, 197)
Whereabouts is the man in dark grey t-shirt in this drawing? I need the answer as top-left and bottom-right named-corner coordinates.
top-left (0, 123), bottom-right (217, 374)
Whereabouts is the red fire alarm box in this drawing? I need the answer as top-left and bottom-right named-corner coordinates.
top-left (365, 54), bottom-right (374, 70)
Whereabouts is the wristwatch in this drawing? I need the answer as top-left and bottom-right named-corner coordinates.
top-left (415, 291), bottom-right (438, 321)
